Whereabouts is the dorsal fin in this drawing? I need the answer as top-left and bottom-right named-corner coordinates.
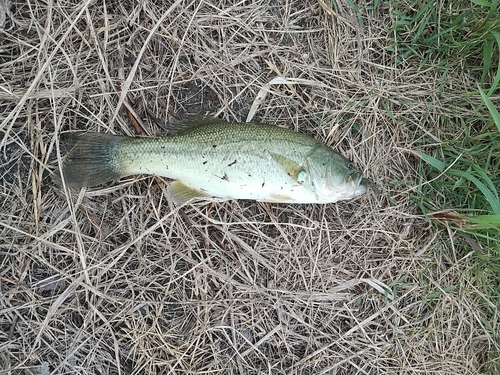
top-left (164, 116), bottom-right (229, 135)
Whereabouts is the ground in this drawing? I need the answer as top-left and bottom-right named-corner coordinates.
top-left (0, 1), bottom-right (498, 374)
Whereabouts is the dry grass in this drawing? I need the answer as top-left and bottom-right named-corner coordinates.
top-left (0, 0), bottom-right (498, 374)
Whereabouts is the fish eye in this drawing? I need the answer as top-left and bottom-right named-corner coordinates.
top-left (345, 160), bottom-right (354, 169)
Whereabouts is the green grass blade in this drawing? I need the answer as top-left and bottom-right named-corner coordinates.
top-left (416, 151), bottom-right (446, 172)
top-left (487, 31), bottom-right (500, 95)
top-left (479, 87), bottom-right (500, 132)
top-left (465, 215), bottom-right (500, 229)
top-left (481, 39), bottom-right (492, 83)
top-left (447, 169), bottom-right (500, 215)
top-left (471, 164), bottom-right (498, 197)
top-left (344, 0), bottom-right (363, 28)
top-left (470, 0), bottom-right (495, 7)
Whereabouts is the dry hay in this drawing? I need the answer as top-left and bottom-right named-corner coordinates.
top-left (0, 0), bottom-right (498, 374)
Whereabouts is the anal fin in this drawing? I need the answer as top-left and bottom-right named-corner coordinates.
top-left (167, 180), bottom-right (209, 204)
top-left (262, 193), bottom-right (293, 203)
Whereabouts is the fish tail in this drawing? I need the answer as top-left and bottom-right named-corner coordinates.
top-left (55, 132), bottom-right (125, 188)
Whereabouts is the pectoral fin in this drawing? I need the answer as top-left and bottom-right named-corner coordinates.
top-left (271, 153), bottom-right (307, 183)
top-left (167, 180), bottom-right (209, 204)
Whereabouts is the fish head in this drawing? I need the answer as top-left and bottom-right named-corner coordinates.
top-left (306, 148), bottom-right (371, 203)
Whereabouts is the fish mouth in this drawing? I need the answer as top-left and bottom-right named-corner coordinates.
top-left (341, 173), bottom-right (365, 197)
top-left (317, 174), bottom-right (376, 203)
top-left (352, 175), bottom-right (367, 196)
top-left (347, 175), bottom-right (378, 197)
top-left (357, 177), bottom-right (378, 195)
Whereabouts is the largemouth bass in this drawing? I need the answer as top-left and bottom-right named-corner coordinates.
top-left (56, 119), bottom-right (372, 204)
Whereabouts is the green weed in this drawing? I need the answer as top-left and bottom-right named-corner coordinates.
top-left (389, 1), bottom-right (500, 369)
top-left (388, 0), bottom-right (500, 88)
top-left (415, 103), bottom-right (500, 253)
top-left (387, 0), bottom-right (500, 251)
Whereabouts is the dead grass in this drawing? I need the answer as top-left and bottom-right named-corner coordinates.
top-left (0, 0), bottom-right (498, 374)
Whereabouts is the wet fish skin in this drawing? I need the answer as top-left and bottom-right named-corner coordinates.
top-left (57, 120), bottom-right (369, 204)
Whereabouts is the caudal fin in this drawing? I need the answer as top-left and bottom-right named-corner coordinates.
top-left (55, 132), bottom-right (125, 188)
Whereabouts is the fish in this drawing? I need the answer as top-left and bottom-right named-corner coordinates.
top-left (55, 118), bottom-right (373, 204)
